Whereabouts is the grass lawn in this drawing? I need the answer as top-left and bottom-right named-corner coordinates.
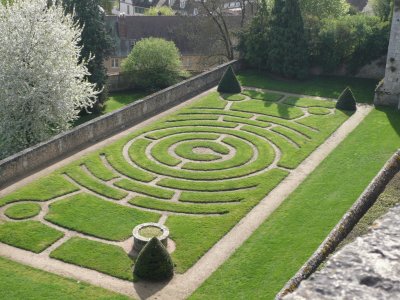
top-left (4, 203), bottom-right (41, 220)
top-left (238, 69), bottom-right (378, 103)
top-left (190, 107), bottom-right (400, 300)
top-left (339, 171), bottom-right (400, 248)
top-left (50, 237), bottom-right (134, 281)
top-left (74, 90), bottom-right (148, 126)
top-left (0, 71), bottom-right (372, 281)
top-left (0, 221), bottom-right (64, 253)
top-left (45, 193), bottom-right (160, 241)
top-left (0, 256), bottom-right (129, 299)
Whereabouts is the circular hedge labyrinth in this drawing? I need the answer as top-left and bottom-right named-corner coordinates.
top-left (0, 89), bottom-right (349, 278)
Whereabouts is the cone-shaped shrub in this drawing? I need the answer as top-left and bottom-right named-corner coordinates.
top-left (336, 87), bottom-right (357, 111)
top-left (134, 237), bottom-right (174, 281)
top-left (217, 66), bottom-right (242, 93)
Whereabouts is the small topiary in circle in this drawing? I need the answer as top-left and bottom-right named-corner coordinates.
top-left (217, 66), bottom-right (242, 94)
top-left (134, 237), bottom-right (174, 281)
top-left (336, 87), bottom-right (357, 111)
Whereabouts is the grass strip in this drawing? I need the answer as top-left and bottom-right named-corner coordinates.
top-left (45, 193), bottom-right (159, 241)
top-left (129, 196), bottom-right (231, 214)
top-left (103, 151), bottom-right (156, 182)
top-left (0, 256), bottom-right (130, 299)
top-left (232, 100), bottom-right (304, 120)
top-left (308, 107), bottom-right (331, 115)
top-left (50, 237), bottom-right (134, 281)
top-left (114, 179), bottom-right (174, 199)
top-left (83, 155), bottom-right (118, 181)
top-left (0, 221), bottom-right (63, 253)
top-left (0, 175), bottom-right (78, 207)
top-left (242, 90), bottom-right (283, 102)
top-left (65, 166), bottom-right (128, 200)
top-left (283, 96), bottom-right (335, 108)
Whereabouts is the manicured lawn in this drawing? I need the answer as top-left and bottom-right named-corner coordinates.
top-left (74, 90), bottom-right (148, 126)
top-left (0, 71), bottom-right (365, 280)
top-left (190, 107), bottom-right (400, 300)
top-left (339, 171), bottom-right (400, 247)
top-left (45, 193), bottom-right (160, 241)
top-left (0, 175), bottom-right (78, 207)
top-left (51, 237), bottom-right (134, 281)
top-left (0, 221), bottom-right (63, 253)
top-left (0, 256), bottom-right (129, 300)
top-left (238, 69), bottom-right (378, 103)
top-left (5, 203), bottom-right (41, 220)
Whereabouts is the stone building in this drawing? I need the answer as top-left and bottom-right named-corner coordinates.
top-left (104, 15), bottom-right (241, 74)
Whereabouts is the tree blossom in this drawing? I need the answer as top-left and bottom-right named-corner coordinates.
top-left (0, 0), bottom-right (98, 159)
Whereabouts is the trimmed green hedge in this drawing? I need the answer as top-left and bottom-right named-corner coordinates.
top-left (134, 237), bottom-right (174, 281)
top-left (217, 66), bottom-right (242, 94)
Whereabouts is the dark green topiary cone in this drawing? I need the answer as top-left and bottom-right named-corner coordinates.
top-left (336, 87), bottom-right (357, 111)
top-left (217, 66), bottom-right (242, 94)
top-left (134, 237), bottom-right (174, 281)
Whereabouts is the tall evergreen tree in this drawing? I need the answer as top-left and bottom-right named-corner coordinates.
top-left (239, 0), bottom-right (270, 69)
top-left (268, 0), bottom-right (309, 78)
top-left (267, 0), bottom-right (286, 75)
top-left (59, 0), bottom-right (113, 112)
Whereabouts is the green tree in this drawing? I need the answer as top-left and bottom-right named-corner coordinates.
top-left (0, 0), bottom-right (12, 6)
top-left (59, 0), bottom-right (113, 112)
top-left (300, 0), bottom-right (349, 19)
top-left (372, 0), bottom-right (393, 21)
top-left (268, 0), bottom-right (308, 78)
top-left (145, 6), bottom-right (175, 16)
top-left (122, 38), bottom-right (186, 91)
top-left (99, 0), bottom-right (117, 14)
top-left (238, 0), bottom-right (270, 68)
top-left (314, 15), bottom-right (389, 73)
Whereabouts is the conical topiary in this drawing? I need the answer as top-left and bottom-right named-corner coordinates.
top-left (336, 87), bottom-right (357, 111)
top-left (217, 66), bottom-right (242, 93)
top-left (134, 237), bottom-right (174, 281)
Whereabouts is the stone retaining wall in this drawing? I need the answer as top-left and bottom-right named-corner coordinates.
top-left (0, 60), bottom-right (242, 189)
top-left (276, 150), bottom-right (400, 299)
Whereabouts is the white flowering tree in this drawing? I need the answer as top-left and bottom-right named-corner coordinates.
top-left (0, 0), bottom-right (98, 159)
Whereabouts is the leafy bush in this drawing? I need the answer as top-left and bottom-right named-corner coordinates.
top-left (217, 66), bottom-right (242, 93)
top-left (313, 15), bottom-right (389, 73)
top-left (122, 38), bottom-right (186, 91)
top-left (134, 237), bottom-right (174, 281)
top-left (336, 87), bottom-right (357, 111)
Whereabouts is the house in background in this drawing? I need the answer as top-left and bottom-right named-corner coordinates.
top-left (104, 15), bottom-right (241, 74)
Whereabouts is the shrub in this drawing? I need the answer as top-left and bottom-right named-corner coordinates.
top-left (313, 15), bottom-right (389, 73)
top-left (122, 38), bottom-right (185, 91)
top-left (217, 66), bottom-right (242, 94)
top-left (134, 237), bottom-right (174, 281)
top-left (336, 87), bottom-right (357, 111)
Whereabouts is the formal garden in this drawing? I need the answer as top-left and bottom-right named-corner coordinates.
top-left (0, 63), bottom-right (359, 278)
top-left (1, 0), bottom-right (400, 299)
